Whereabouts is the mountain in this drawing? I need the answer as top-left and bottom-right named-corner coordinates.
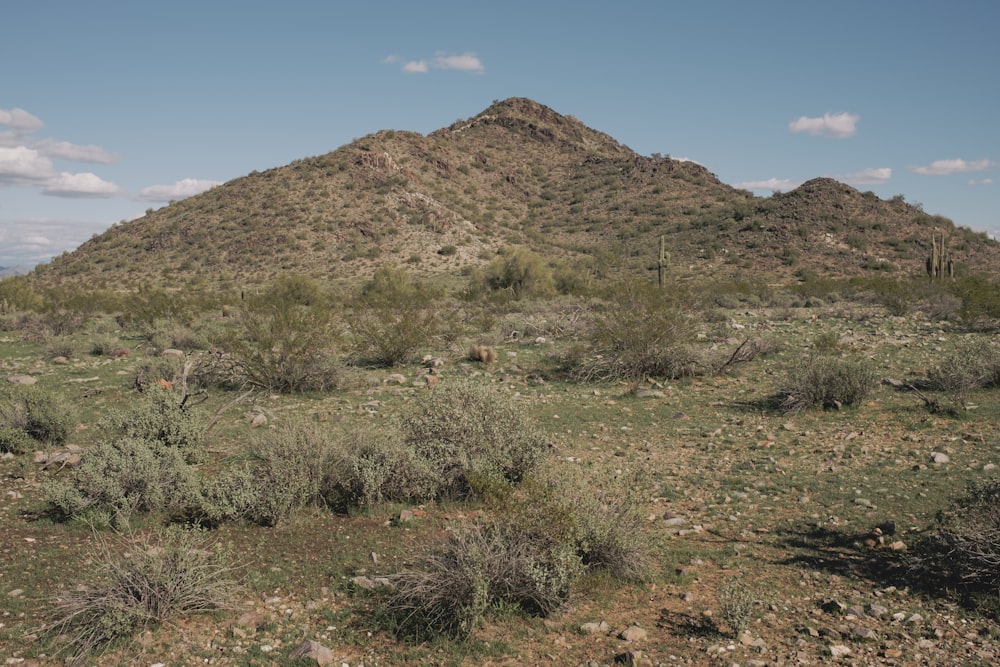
top-left (28, 98), bottom-right (999, 291)
top-left (0, 265), bottom-right (31, 278)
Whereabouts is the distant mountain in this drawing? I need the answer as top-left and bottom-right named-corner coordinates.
top-left (28, 97), bottom-right (999, 291)
top-left (0, 265), bottom-right (32, 278)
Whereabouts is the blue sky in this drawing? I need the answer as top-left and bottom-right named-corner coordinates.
top-left (2, 0), bottom-right (997, 268)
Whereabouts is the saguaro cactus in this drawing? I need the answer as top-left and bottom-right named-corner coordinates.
top-left (657, 235), bottom-right (670, 288)
top-left (927, 233), bottom-right (953, 280)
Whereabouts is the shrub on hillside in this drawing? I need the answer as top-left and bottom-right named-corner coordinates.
top-left (0, 385), bottom-right (72, 454)
top-left (571, 283), bottom-right (702, 382)
top-left (99, 385), bottom-right (206, 463)
top-left (200, 423), bottom-right (336, 526)
top-left (45, 526), bottom-right (235, 662)
top-left (481, 247), bottom-right (556, 299)
top-left (771, 355), bottom-right (878, 414)
top-left (381, 518), bottom-right (581, 639)
top-left (398, 383), bottom-right (549, 498)
top-left (349, 265), bottom-right (441, 367)
top-left (45, 437), bottom-right (200, 528)
top-left (227, 297), bottom-right (341, 392)
top-left (327, 430), bottom-right (440, 508)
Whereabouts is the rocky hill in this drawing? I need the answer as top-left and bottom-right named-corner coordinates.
top-left (28, 98), bottom-right (998, 291)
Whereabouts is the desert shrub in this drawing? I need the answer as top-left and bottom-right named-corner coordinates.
top-left (571, 284), bottom-right (701, 382)
top-left (227, 298), bottom-right (341, 392)
top-left (811, 330), bottom-right (841, 352)
top-left (501, 468), bottom-right (653, 583)
top-left (398, 383), bottom-right (549, 498)
top-left (718, 580), bottom-right (760, 636)
top-left (44, 336), bottom-right (80, 359)
top-left (381, 519), bottom-right (581, 640)
top-left (482, 247), bottom-right (555, 299)
top-left (772, 355), bottom-right (878, 414)
top-left (0, 385), bottom-right (73, 453)
top-left (45, 437), bottom-right (200, 528)
top-left (350, 265), bottom-right (441, 367)
top-left (927, 340), bottom-right (1000, 402)
top-left (199, 423), bottom-right (336, 526)
top-left (909, 478), bottom-right (1000, 616)
top-left (948, 274), bottom-right (1000, 324)
top-left (327, 430), bottom-right (440, 508)
top-left (45, 526), bottom-right (235, 662)
top-left (258, 273), bottom-right (325, 308)
top-left (98, 385), bottom-right (206, 463)
top-left (0, 275), bottom-right (43, 313)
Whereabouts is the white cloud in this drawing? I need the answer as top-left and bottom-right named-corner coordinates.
top-left (838, 167), bottom-right (892, 186)
top-left (733, 177), bottom-right (800, 192)
top-left (0, 146), bottom-right (54, 184)
top-left (912, 158), bottom-right (996, 176)
top-left (0, 107), bottom-right (43, 131)
top-left (43, 172), bottom-right (122, 198)
top-left (788, 112), bottom-right (859, 138)
top-left (969, 177), bottom-right (993, 186)
top-left (35, 138), bottom-right (118, 163)
top-left (0, 216), bottom-right (108, 267)
top-left (388, 51), bottom-right (484, 74)
top-left (403, 60), bottom-right (428, 73)
top-left (430, 52), bottom-right (484, 73)
top-left (137, 178), bottom-right (222, 202)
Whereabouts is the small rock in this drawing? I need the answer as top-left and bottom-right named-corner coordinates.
top-left (7, 588), bottom-right (24, 598)
top-left (6, 374), bottom-right (36, 385)
top-left (613, 650), bottom-right (642, 666)
top-left (580, 621), bottom-right (610, 635)
top-left (905, 613), bottom-right (923, 625)
top-left (850, 625), bottom-right (877, 640)
top-left (384, 373), bottom-right (407, 385)
top-left (846, 604), bottom-right (866, 617)
top-left (829, 644), bottom-right (851, 658)
top-left (250, 413), bottom-right (268, 428)
top-left (288, 639), bottom-right (335, 665)
top-left (161, 348), bottom-right (185, 358)
top-left (618, 625), bottom-right (647, 642)
top-left (867, 603), bottom-right (889, 618)
top-left (889, 540), bottom-right (907, 552)
top-left (398, 509), bottom-right (415, 523)
top-left (663, 516), bottom-right (687, 526)
top-left (931, 452), bottom-right (950, 464)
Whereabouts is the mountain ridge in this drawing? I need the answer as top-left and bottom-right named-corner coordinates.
top-left (27, 98), bottom-right (998, 291)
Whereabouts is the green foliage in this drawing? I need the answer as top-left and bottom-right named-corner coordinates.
top-left (327, 430), bottom-right (440, 508)
top-left (200, 423), bottom-right (336, 526)
top-left (228, 295), bottom-right (341, 392)
top-left (718, 580), bottom-right (760, 636)
top-left (45, 437), bottom-right (200, 528)
top-left (45, 526), bottom-right (235, 661)
top-left (927, 339), bottom-right (1000, 407)
top-left (397, 383), bottom-right (549, 498)
top-left (571, 283), bottom-right (701, 382)
top-left (772, 355), bottom-right (878, 414)
top-left (482, 247), bottom-right (555, 299)
top-left (350, 265), bottom-right (440, 367)
top-left (0, 385), bottom-right (72, 453)
top-left (0, 275), bottom-right (43, 313)
top-left (949, 274), bottom-right (1000, 323)
top-left (99, 386), bottom-right (206, 463)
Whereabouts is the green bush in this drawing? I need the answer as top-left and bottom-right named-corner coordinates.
top-left (927, 340), bottom-right (1000, 407)
top-left (381, 519), bottom-right (581, 639)
top-left (571, 283), bottom-right (701, 382)
top-left (228, 294), bottom-right (341, 392)
top-left (45, 526), bottom-right (235, 661)
top-left (46, 437), bottom-right (200, 528)
top-left (200, 423), bottom-right (336, 526)
top-left (350, 265), bottom-right (441, 367)
top-left (99, 385), bottom-right (206, 463)
top-left (0, 385), bottom-right (73, 453)
top-left (397, 383), bottom-right (549, 498)
top-left (772, 355), bottom-right (878, 414)
top-left (327, 430), bottom-right (440, 508)
top-left (718, 580), bottom-right (760, 636)
top-left (482, 247), bottom-right (555, 299)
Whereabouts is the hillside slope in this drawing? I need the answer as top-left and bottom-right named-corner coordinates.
top-left (29, 98), bottom-right (998, 291)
